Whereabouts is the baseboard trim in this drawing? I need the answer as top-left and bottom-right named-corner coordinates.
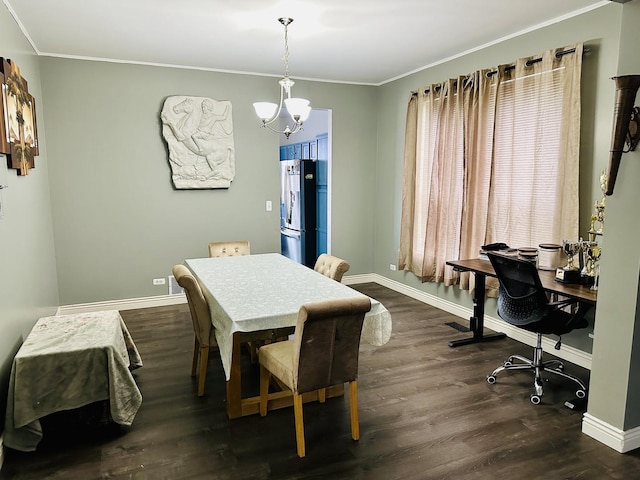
top-left (360, 274), bottom-right (592, 370)
top-left (342, 273), bottom-right (377, 286)
top-left (56, 293), bottom-right (186, 315)
top-left (55, 272), bottom-right (591, 370)
top-left (582, 413), bottom-right (640, 453)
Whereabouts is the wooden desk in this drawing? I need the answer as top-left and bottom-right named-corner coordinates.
top-left (184, 253), bottom-right (392, 419)
top-left (446, 258), bottom-right (597, 348)
top-left (3, 311), bottom-right (143, 452)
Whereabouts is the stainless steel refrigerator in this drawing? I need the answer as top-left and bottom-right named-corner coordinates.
top-left (280, 159), bottom-right (317, 268)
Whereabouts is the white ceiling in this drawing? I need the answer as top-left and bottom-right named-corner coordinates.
top-left (4, 0), bottom-right (614, 85)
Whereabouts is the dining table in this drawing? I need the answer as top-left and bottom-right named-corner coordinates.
top-left (3, 310), bottom-right (143, 452)
top-left (184, 253), bottom-right (393, 418)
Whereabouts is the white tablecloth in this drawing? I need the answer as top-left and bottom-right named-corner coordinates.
top-left (184, 253), bottom-right (392, 380)
top-left (3, 310), bottom-right (143, 452)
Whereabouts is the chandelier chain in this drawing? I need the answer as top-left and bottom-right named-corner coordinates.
top-left (282, 21), bottom-right (290, 78)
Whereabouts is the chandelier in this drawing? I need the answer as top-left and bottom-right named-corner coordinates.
top-left (253, 17), bottom-right (311, 138)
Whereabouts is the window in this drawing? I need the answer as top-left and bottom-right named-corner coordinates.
top-left (399, 44), bottom-right (583, 290)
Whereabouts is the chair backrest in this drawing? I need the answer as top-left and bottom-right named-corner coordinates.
top-left (208, 240), bottom-right (250, 258)
top-left (172, 264), bottom-right (214, 346)
top-left (313, 253), bottom-right (350, 282)
top-left (292, 296), bottom-right (371, 394)
top-left (487, 253), bottom-right (549, 326)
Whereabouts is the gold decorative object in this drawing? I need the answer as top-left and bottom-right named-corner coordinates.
top-left (589, 170), bottom-right (607, 239)
top-left (586, 244), bottom-right (602, 291)
top-left (0, 58), bottom-right (39, 175)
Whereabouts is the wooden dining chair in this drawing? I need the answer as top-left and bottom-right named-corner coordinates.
top-left (208, 240), bottom-right (251, 257)
top-left (258, 296), bottom-right (372, 458)
top-left (172, 264), bottom-right (217, 397)
top-left (313, 253), bottom-right (350, 282)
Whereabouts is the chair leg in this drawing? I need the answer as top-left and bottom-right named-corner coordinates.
top-left (191, 336), bottom-right (200, 377)
top-left (197, 345), bottom-right (209, 396)
top-left (533, 342), bottom-right (544, 397)
top-left (293, 393), bottom-right (305, 458)
top-left (349, 380), bottom-right (360, 441)
top-left (488, 333), bottom-right (587, 402)
top-left (259, 364), bottom-right (270, 416)
top-left (542, 366), bottom-right (588, 393)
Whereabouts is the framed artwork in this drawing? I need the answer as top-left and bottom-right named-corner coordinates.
top-left (0, 58), bottom-right (39, 175)
top-left (0, 159), bottom-right (7, 219)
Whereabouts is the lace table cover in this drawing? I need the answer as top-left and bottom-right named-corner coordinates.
top-left (185, 253), bottom-right (392, 380)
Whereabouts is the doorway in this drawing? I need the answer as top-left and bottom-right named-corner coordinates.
top-left (279, 109), bottom-right (331, 266)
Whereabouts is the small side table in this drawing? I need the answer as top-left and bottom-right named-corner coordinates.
top-left (3, 310), bottom-right (143, 452)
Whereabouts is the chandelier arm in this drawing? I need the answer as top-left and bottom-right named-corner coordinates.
top-left (262, 123), bottom-right (287, 134)
top-left (289, 122), bottom-right (302, 135)
top-left (261, 119), bottom-right (303, 138)
top-left (261, 121), bottom-right (302, 134)
top-left (260, 83), bottom-right (286, 127)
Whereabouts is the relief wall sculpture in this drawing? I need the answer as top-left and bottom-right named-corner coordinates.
top-left (161, 96), bottom-right (235, 189)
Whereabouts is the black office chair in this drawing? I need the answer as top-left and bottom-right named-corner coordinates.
top-left (486, 252), bottom-right (591, 404)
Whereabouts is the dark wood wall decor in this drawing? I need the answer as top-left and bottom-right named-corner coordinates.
top-left (606, 75), bottom-right (640, 195)
top-left (0, 58), bottom-right (39, 175)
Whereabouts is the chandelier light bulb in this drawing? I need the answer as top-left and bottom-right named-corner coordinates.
top-left (284, 97), bottom-right (310, 117)
top-left (253, 102), bottom-right (278, 121)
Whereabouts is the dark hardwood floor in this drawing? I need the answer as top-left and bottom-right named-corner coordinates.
top-left (2, 282), bottom-right (640, 479)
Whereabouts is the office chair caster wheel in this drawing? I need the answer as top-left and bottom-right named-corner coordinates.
top-left (487, 375), bottom-right (496, 384)
top-left (576, 389), bottom-right (586, 399)
top-left (530, 395), bottom-right (541, 405)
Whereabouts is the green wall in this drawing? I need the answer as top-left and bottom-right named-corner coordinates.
top-left (0, 3), bottom-right (59, 431)
top-left (588, 0), bottom-right (640, 432)
top-left (39, 61), bottom-right (377, 305)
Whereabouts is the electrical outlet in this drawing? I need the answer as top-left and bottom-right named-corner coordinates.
top-left (390, 264), bottom-right (397, 271)
top-left (153, 278), bottom-right (166, 286)
top-left (266, 200), bottom-right (273, 211)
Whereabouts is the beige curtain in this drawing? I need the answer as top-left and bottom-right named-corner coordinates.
top-left (399, 43), bottom-right (583, 290)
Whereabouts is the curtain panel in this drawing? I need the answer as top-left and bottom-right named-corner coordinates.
top-left (399, 43), bottom-right (583, 291)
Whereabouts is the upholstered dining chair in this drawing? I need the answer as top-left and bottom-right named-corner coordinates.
top-left (258, 296), bottom-right (372, 458)
top-left (486, 252), bottom-right (592, 405)
top-left (313, 253), bottom-right (350, 282)
top-left (208, 240), bottom-right (251, 257)
top-left (172, 264), bottom-right (217, 397)
top-left (208, 240), bottom-right (257, 359)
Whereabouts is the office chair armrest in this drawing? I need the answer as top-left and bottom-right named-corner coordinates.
top-left (548, 298), bottom-right (577, 310)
